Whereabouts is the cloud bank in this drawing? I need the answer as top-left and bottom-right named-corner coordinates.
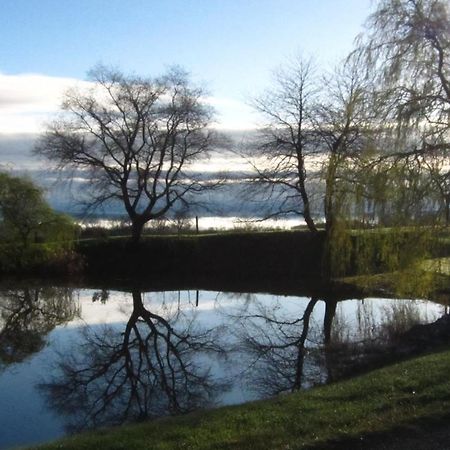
top-left (0, 72), bottom-right (256, 134)
top-left (0, 73), bottom-right (92, 133)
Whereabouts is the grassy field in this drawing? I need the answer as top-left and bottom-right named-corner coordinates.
top-left (34, 349), bottom-right (450, 450)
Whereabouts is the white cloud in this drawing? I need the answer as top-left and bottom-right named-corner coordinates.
top-left (0, 72), bottom-right (92, 134)
top-left (0, 72), bottom-right (257, 134)
top-left (0, 72), bottom-right (89, 112)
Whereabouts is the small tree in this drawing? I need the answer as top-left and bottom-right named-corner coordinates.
top-left (0, 287), bottom-right (77, 368)
top-left (0, 172), bottom-right (74, 249)
top-left (36, 66), bottom-right (216, 243)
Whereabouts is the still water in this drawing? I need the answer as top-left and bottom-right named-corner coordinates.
top-left (0, 286), bottom-right (446, 449)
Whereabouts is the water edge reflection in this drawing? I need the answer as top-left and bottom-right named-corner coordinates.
top-left (0, 286), bottom-right (446, 449)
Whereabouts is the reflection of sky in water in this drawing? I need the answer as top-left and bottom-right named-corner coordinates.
top-left (0, 289), bottom-right (446, 450)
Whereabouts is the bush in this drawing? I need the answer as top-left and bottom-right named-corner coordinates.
top-left (0, 172), bottom-right (77, 272)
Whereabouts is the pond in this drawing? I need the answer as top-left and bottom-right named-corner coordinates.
top-left (0, 285), bottom-right (447, 449)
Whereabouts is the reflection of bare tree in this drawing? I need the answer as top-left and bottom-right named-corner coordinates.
top-left (0, 287), bottom-right (77, 367)
top-left (234, 296), bottom-right (441, 393)
top-left (237, 297), bottom-right (320, 396)
top-left (40, 290), bottom-right (227, 432)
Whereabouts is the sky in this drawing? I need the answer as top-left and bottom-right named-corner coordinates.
top-left (0, 0), bottom-right (374, 133)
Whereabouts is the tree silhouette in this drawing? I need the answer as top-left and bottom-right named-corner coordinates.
top-left (39, 289), bottom-right (227, 432)
top-left (36, 66), bottom-right (218, 242)
top-left (247, 57), bottom-right (320, 232)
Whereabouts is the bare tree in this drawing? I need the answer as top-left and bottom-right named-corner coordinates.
top-left (247, 55), bottom-right (374, 233)
top-left (36, 66), bottom-right (217, 243)
top-left (234, 297), bottom-right (321, 395)
top-left (247, 57), bottom-right (320, 232)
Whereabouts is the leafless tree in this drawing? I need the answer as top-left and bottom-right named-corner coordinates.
top-left (247, 57), bottom-right (320, 232)
top-left (36, 66), bottom-right (217, 242)
top-left (246, 55), bottom-right (375, 233)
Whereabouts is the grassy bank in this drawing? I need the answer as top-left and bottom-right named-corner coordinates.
top-left (34, 349), bottom-right (450, 450)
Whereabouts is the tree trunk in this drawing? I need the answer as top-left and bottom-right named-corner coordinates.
top-left (445, 196), bottom-right (450, 227)
top-left (292, 297), bottom-right (318, 390)
top-left (302, 195), bottom-right (318, 233)
top-left (131, 219), bottom-right (145, 244)
top-left (324, 153), bottom-right (338, 234)
top-left (297, 155), bottom-right (318, 232)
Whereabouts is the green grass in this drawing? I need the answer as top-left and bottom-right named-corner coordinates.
top-left (34, 349), bottom-right (450, 450)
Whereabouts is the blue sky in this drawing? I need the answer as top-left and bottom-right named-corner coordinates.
top-left (0, 0), bottom-right (373, 132)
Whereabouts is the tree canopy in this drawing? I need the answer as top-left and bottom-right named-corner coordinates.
top-left (357, 0), bottom-right (450, 147)
top-left (36, 66), bottom-right (217, 242)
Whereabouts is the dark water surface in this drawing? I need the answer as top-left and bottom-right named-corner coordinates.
top-left (0, 285), bottom-right (446, 449)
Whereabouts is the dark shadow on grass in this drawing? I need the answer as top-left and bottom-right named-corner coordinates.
top-left (308, 413), bottom-right (450, 450)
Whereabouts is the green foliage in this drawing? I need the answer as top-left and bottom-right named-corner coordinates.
top-left (0, 287), bottom-right (78, 367)
top-left (322, 144), bottom-right (443, 280)
top-left (0, 172), bottom-right (77, 271)
top-left (326, 226), bottom-right (434, 278)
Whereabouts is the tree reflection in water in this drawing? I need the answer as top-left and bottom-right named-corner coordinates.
top-left (0, 287), bottom-right (77, 368)
top-left (232, 297), bottom-right (324, 396)
top-left (39, 289), bottom-right (227, 433)
top-left (33, 289), bottom-right (444, 433)
top-left (232, 295), bottom-right (441, 395)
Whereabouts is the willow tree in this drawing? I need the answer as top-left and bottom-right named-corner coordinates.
top-left (355, 0), bottom-right (450, 218)
top-left (315, 56), bottom-right (374, 233)
top-left (36, 66), bottom-right (216, 243)
top-left (357, 0), bottom-right (450, 134)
